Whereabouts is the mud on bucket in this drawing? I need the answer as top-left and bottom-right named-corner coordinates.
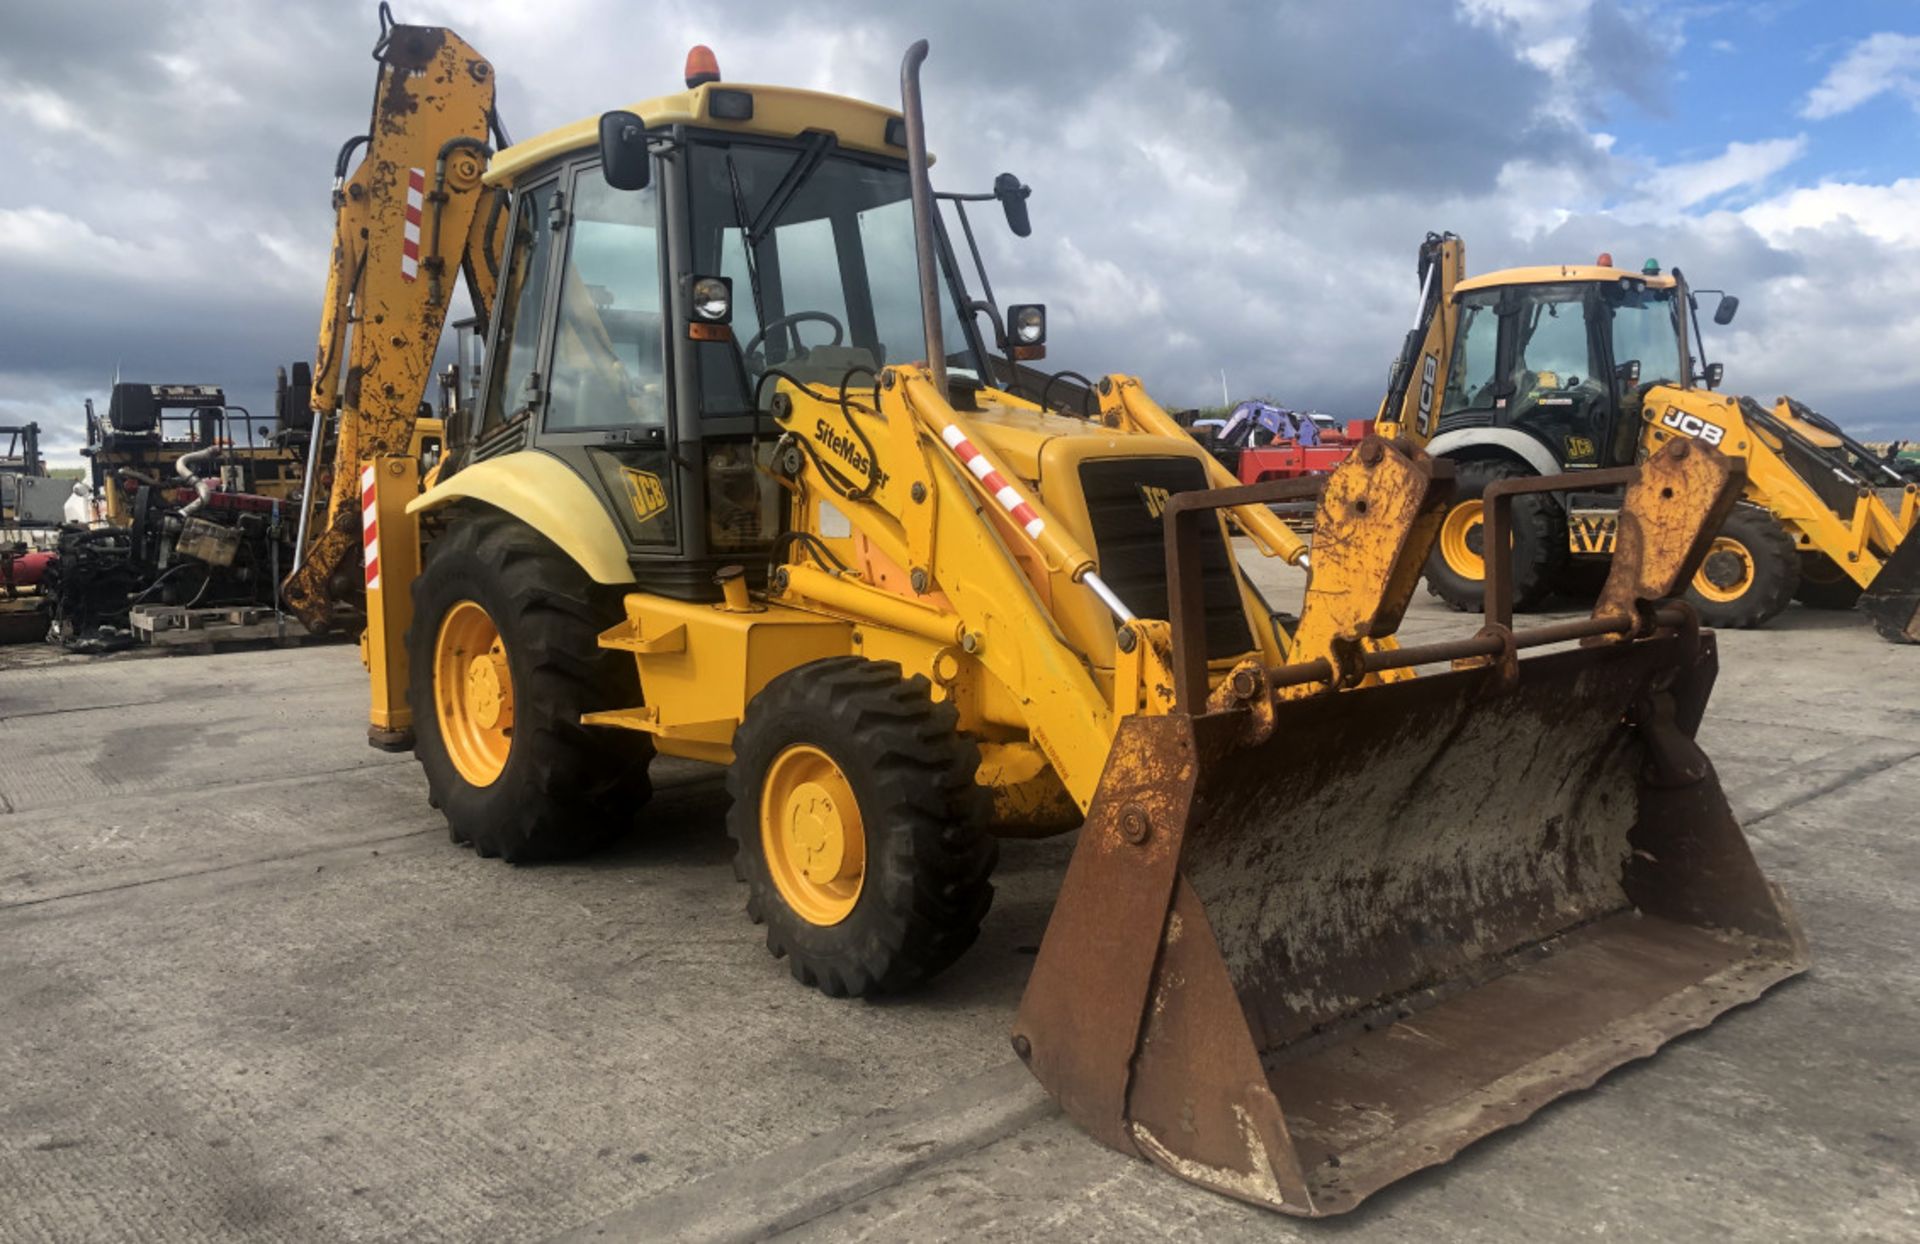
top-left (1013, 629), bottom-right (1807, 1217)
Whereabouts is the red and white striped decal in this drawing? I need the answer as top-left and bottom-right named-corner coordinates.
top-left (940, 424), bottom-right (1045, 539)
top-left (361, 464), bottom-right (382, 591)
top-left (399, 167), bottom-right (425, 281)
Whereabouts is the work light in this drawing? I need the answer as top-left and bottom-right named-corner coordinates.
top-left (1009, 304), bottom-right (1046, 346)
top-left (689, 276), bottom-right (732, 322)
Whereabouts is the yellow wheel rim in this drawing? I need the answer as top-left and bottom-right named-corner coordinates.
top-left (1693, 536), bottom-right (1756, 603)
top-left (1439, 499), bottom-right (1487, 579)
top-left (434, 600), bottom-right (514, 786)
top-left (760, 744), bottom-right (865, 926)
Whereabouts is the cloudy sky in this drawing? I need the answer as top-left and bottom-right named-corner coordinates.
top-left (5, 0), bottom-right (1919, 465)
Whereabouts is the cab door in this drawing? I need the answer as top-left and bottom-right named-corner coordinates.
top-left (528, 158), bottom-right (683, 561)
top-left (1501, 283), bottom-right (1612, 469)
top-left (469, 174), bottom-right (560, 464)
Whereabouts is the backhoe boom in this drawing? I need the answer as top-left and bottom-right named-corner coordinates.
top-left (283, 16), bottom-right (502, 629)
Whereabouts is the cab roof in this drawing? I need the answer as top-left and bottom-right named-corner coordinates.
top-left (485, 82), bottom-right (909, 186)
top-left (1455, 264), bottom-right (1678, 294)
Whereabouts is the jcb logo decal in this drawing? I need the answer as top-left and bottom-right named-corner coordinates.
top-left (1139, 483), bottom-right (1173, 519)
top-left (1415, 353), bottom-right (1438, 438)
top-left (1565, 435), bottom-right (1597, 461)
top-left (1660, 408), bottom-right (1726, 447)
top-left (620, 467), bottom-right (669, 523)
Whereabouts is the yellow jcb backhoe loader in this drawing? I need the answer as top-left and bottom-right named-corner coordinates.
top-left (1390, 237), bottom-right (1920, 642)
top-left (289, 12), bottom-right (1805, 1216)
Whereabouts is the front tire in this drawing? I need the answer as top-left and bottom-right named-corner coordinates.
top-left (408, 512), bottom-right (653, 861)
top-left (1423, 458), bottom-right (1567, 613)
top-left (726, 657), bottom-right (995, 997)
top-left (1684, 505), bottom-right (1799, 628)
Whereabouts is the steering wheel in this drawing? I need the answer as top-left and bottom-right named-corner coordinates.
top-left (742, 311), bottom-right (845, 367)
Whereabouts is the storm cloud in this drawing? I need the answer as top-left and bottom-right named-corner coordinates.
top-left (2, 0), bottom-right (1916, 464)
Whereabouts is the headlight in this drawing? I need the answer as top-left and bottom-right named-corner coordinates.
top-left (689, 275), bottom-right (732, 322)
top-left (1008, 303), bottom-right (1046, 346)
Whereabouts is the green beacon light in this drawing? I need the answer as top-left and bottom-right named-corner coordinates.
top-left (1643, 257), bottom-right (1662, 275)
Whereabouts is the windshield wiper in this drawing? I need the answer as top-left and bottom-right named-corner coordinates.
top-left (743, 132), bottom-right (833, 250)
top-left (723, 150), bottom-right (771, 337)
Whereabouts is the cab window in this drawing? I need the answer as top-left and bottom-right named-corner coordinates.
top-left (1507, 284), bottom-right (1602, 427)
top-left (544, 171), bottom-right (666, 431)
top-left (479, 183), bottom-right (556, 436)
top-left (686, 138), bottom-right (976, 415)
top-left (1442, 293), bottom-right (1500, 416)
top-left (1606, 285), bottom-right (1683, 388)
top-left (1513, 289), bottom-right (1593, 392)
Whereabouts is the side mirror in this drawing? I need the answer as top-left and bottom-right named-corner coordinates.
top-left (994, 172), bottom-right (1031, 238)
top-left (1705, 361), bottom-right (1725, 389)
top-left (1713, 294), bottom-right (1739, 325)
top-left (598, 111), bottom-right (651, 191)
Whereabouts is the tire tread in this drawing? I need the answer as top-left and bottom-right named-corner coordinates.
top-left (407, 512), bottom-right (652, 863)
top-left (724, 657), bottom-right (995, 997)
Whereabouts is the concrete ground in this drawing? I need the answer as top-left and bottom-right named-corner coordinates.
top-left (1, 567), bottom-right (1916, 1242)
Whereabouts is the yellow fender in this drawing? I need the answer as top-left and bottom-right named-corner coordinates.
top-left (407, 450), bottom-right (635, 585)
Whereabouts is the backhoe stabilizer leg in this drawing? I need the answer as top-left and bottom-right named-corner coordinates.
top-left (361, 456), bottom-right (420, 750)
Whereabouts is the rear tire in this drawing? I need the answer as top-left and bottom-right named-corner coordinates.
top-left (1684, 505), bottom-right (1799, 629)
top-left (726, 657), bottom-right (995, 997)
top-left (1424, 458), bottom-right (1567, 613)
top-left (1793, 552), bottom-right (1864, 610)
top-left (408, 512), bottom-right (653, 862)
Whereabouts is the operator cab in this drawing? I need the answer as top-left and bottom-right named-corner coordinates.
top-left (457, 49), bottom-right (1034, 599)
top-left (1440, 257), bottom-right (1732, 471)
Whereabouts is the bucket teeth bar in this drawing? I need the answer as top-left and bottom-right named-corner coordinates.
top-left (1013, 436), bottom-right (1807, 1217)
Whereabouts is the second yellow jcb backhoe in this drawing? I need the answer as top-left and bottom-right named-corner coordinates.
top-left (1385, 235), bottom-right (1920, 642)
top-left (284, 10), bottom-right (1805, 1217)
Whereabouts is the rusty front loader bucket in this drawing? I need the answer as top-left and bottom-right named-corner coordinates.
top-left (1014, 445), bottom-right (1808, 1217)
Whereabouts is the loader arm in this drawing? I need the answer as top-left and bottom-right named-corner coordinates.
top-left (769, 369), bottom-right (1154, 812)
top-left (282, 17), bottom-right (503, 628)
top-left (1641, 386), bottom-right (1920, 640)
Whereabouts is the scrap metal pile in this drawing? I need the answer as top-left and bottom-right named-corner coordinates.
top-left (31, 379), bottom-right (307, 651)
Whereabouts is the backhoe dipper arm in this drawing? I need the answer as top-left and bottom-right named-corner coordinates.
top-left (283, 16), bottom-right (499, 627)
top-left (1373, 231), bottom-right (1463, 447)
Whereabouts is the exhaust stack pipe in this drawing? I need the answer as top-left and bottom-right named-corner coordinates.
top-left (175, 444), bottom-right (220, 516)
top-left (899, 40), bottom-right (946, 403)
